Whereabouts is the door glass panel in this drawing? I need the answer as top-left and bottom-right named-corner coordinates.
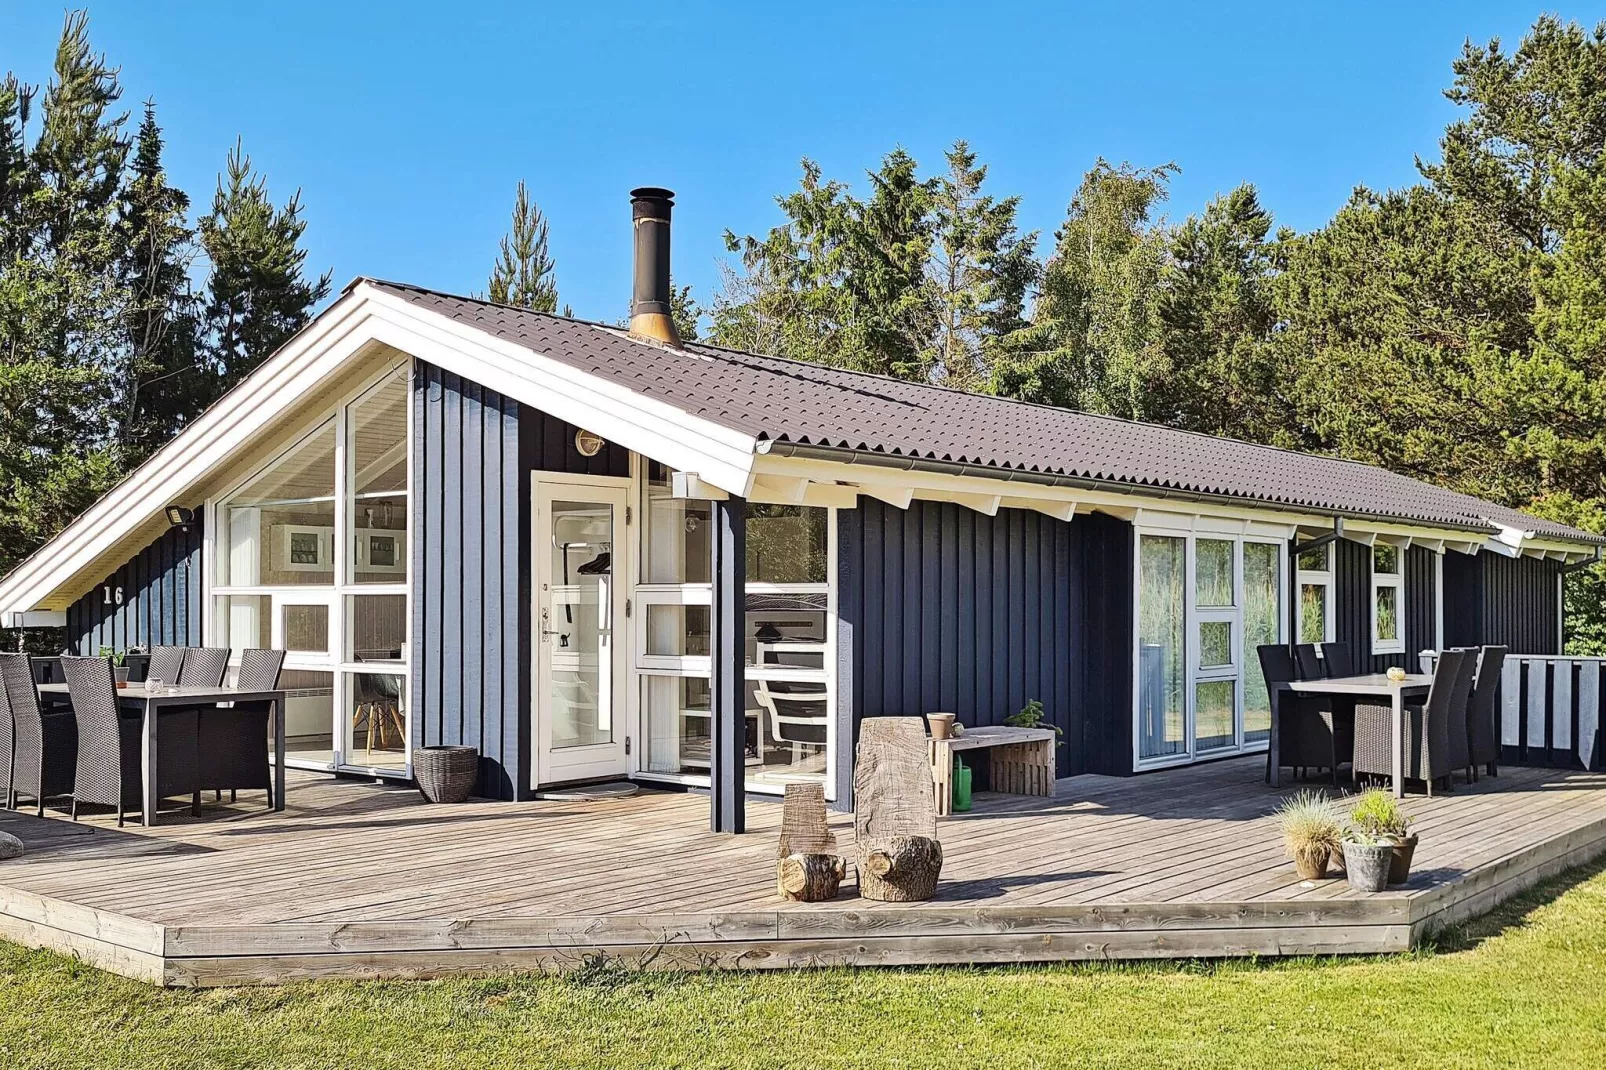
top-left (276, 668), bottom-right (335, 767)
top-left (1198, 620), bottom-right (1232, 669)
top-left (1243, 542), bottom-right (1280, 744)
top-left (1195, 539), bottom-right (1235, 607)
top-left (547, 500), bottom-right (613, 750)
top-left (646, 604), bottom-right (710, 657)
top-left (1195, 680), bottom-right (1235, 752)
top-left (346, 672), bottom-right (407, 772)
top-left (1138, 535), bottom-right (1187, 761)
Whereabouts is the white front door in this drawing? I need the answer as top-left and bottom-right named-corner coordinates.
top-left (533, 479), bottom-right (630, 786)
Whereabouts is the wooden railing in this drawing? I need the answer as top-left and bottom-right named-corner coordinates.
top-left (1420, 651), bottom-right (1603, 772)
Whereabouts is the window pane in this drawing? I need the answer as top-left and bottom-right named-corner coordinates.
top-left (1138, 535), bottom-right (1186, 761)
top-left (646, 604), bottom-right (711, 657)
top-left (220, 422), bottom-right (336, 586)
top-left (1296, 544), bottom-right (1330, 572)
top-left (283, 604), bottom-right (330, 654)
top-left (1195, 680), bottom-right (1235, 752)
top-left (748, 504), bottom-right (827, 584)
top-left (1300, 583), bottom-right (1328, 644)
top-left (1199, 620), bottom-right (1232, 669)
top-left (1376, 585), bottom-right (1400, 642)
top-left (348, 369), bottom-right (409, 584)
top-left (216, 595), bottom-right (271, 651)
top-left (748, 590), bottom-right (826, 671)
top-left (749, 678), bottom-right (828, 786)
top-left (644, 462), bottom-right (712, 584)
top-left (278, 668), bottom-right (335, 767)
top-left (348, 594), bottom-right (406, 664)
top-left (642, 674), bottom-right (719, 775)
top-left (1373, 543), bottom-right (1399, 575)
top-left (1195, 539), bottom-right (1234, 607)
top-left (347, 672), bottom-right (406, 772)
top-left (1243, 542), bottom-right (1280, 744)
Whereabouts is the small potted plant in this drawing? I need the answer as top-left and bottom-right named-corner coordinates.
top-left (1269, 790), bottom-right (1342, 880)
top-left (1006, 699), bottom-right (1062, 743)
top-left (1343, 789), bottom-right (1411, 892)
top-left (98, 646), bottom-right (129, 688)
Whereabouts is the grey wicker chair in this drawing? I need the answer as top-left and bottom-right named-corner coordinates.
top-left (0, 652), bottom-right (76, 814)
top-left (1294, 643), bottom-right (1326, 681)
top-left (197, 648), bottom-right (284, 808)
top-left (1260, 644), bottom-right (1351, 786)
top-left (1464, 645), bottom-right (1507, 780)
top-left (1319, 642), bottom-right (1355, 678)
top-left (145, 646), bottom-right (187, 688)
top-left (60, 655), bottom-right (201, 826)
top-left (177, 647), bottom-right (230, 687)
top-left (1352, 648), bottom-right (1476, 796)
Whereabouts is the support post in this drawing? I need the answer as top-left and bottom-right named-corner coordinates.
top-left (710, 495), bottom-right (747, 833)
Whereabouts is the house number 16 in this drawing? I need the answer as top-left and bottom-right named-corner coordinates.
top-left (102, 585), bottom-right (123, 605)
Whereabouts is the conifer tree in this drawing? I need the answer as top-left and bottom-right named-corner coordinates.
top-left (488, 180), bottom-right (558, 312)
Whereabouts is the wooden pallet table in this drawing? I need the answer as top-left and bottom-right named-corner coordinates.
top-left (929, 725), bottom-right (1056, 817)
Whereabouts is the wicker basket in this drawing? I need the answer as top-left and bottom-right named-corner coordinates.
top-left (414, 746), bottom-right (478, 803)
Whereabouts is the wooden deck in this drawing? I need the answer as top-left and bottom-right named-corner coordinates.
top-left (1, 757), bottom-right (1604, 985)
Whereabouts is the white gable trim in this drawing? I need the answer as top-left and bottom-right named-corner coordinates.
top-left (0, 283), bottom-right (762, 616)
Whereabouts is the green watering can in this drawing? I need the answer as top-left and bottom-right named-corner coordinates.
top-left (952, 756), bottom-right (972, 812)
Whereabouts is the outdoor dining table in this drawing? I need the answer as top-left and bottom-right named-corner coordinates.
top-left (38, 682), bottom-right (287, 827)
top-left (1272, 672), bottom-right (1434, 799)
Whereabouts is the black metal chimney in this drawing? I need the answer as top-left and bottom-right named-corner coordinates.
top-left (628, 186), bottom-right (680, 346)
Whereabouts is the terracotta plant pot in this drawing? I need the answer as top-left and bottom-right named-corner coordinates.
top-left (1342, 842), bottom-right (1394, 892)
top-left (1291, 844), bottom-right (1331, 881)
top-left (1387, 833), bottom-right (1419, 886)
top-left (926, 712), bottom-right (956, 740)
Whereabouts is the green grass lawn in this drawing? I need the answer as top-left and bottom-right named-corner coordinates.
top-left (4, 863), bottom-right (1606, 1070)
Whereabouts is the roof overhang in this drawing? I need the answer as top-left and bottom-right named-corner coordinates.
top-left (0, 281), bottom-right (763, 617)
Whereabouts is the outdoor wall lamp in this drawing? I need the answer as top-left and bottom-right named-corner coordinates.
top-left (164, 505), bottom-right (194, 531)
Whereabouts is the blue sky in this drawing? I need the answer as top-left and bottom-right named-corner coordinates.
top-left (1, 3), bottom-right (1590, 322)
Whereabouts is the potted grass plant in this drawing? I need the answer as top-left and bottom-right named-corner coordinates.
top-left (1270, 790), bottom-right (1342, 880)
top-left (1343, 789), bottom-right (1413, 891)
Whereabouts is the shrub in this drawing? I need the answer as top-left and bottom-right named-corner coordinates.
top-left (1270, 790), bottom-right (1342, 856)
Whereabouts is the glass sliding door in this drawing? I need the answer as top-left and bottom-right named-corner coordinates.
top-left (1138, 535), bottom-right (1187, 761)
top-left (1242, 541), bottom-right (1281, 745)
top-left (1193, 538), bottom-right (1237, 753)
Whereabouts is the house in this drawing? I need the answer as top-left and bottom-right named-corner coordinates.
top-left (0, 186), bottom-right (1599, 834)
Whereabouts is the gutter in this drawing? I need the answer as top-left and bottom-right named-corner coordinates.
top-left (756, 440), bottom-right (1528, 541)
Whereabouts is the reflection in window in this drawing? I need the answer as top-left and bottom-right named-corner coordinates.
top-left (646, 604), bottom-right (710, 657)
top-left (1195, 538), bottom-right (1234, 607)
top-left (218, 422), bottom-right (336, 586)
top-left (1242, 542), bottom-right (1280, 744)
top-left (1138, 535), bottom-right (1187, 761)
top-left (348, 370), bottom-right (409, 584)
top-left (1195, 680), bottom-right (1235, 752)
top-left (747, 504), bottom-right (827, 584)
top-left (644, 462), bottom-right (711, 584)
top-left (748, 590), bottom-right (826, 671)
top-left (275, 668), bottom-right (335, 767)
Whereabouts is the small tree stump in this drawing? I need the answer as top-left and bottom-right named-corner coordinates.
top-left (777, 852), bottom-right (846, 902)
top-left (858, 835), bottom-right (943, 902)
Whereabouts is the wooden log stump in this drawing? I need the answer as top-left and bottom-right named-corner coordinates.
top-left (777, 852), bottom-right (846, 902)
top-left (858, 835), bottom-right (943, 902)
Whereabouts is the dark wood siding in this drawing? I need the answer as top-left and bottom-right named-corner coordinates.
top-left (412, 361), bottom-right (528, 799)
top-left (1443, 550), bottom-right (1560, 654)
top-left (412, 360), bottom-right (630, 799)
top-left (838, 501), bottom-right (1133, 783)
top-left (66, 522), bottom-right (203, 655)
top-left (1331, 539), bottom-right (1437, 672)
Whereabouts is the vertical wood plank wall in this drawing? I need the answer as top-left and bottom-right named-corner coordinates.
top-left (412, 359), bottom-right (629, 800)
top-left (1332, 539), bottom-right (1438, 672)
top-left (837, 502), bottom-right (1133, 784)
top-left (67, 522), bottom-right (203, 654)
top-left (1442, 549), bottom-right (1561, 653)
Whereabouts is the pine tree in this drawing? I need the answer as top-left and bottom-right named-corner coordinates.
top-left (117, 101), bottom-right (199, 459)
top-left (488, 180), bottom-right (558, 312)
top-left (198, 139), bottom-right (331, 393)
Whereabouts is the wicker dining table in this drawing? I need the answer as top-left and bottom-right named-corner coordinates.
top-left (1272, 673), bottom-right (1433, 799)
top-left (39, 682), bottom-right (287, 826)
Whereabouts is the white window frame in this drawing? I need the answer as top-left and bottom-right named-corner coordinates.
top-left (204, 359), bottom-right (413, 779)
top-left (1295, 543), bottom-right (1336, 646)
top-left (1133, 525), bottom-right (1285, 771)
top-left (630, 466), bottom-right (837, 799)
top-left (1371, 539), bottom-right (1406, 655)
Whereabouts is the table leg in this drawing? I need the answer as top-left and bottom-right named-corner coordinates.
top-left (1268, 686), bottom-right (1281, 787)
top-left (1391, 689), bottom-right (1405, 799)
top-left (141, 699), bottom-right (158, 827)
top-left (274, 696), bottom-right (286, 812)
